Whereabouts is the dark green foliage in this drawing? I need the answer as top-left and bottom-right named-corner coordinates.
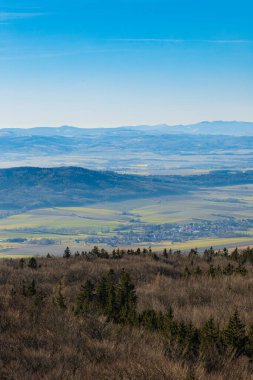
top-left (28, 257), bottom-right (38, 269)
top-left (224, 310), bottom-right (247, 356)
top-left (96, 276), bottom-right (108, 309)
top-left (63, 246), bottom-right (71, 258)
top-left (152, 253), bottom-right (159, 261)
top-left (200, 318), bottom-right (224, 372)
top-left (140, 309), bottom-right (158, 330)
top-left (174, 321), bottom-right (200, 361)
top-left (207, 264), bottom-right (217, 278)
top-left (223, 263), bottom-right (234, 275)
top-left (235, 264), bottom-right (248, 276)
top-left (246, 325), bottom-right (253, 357)
top-left (112, 249), bottom-right (123, 259)
top-left (115, 269), bottom-right (137, 324)
top-left (188, 248), bottom-right (198, 259)
top-left (76, 280), bottom-right (95, 313)
top-left (75, 269), bottom-right (137, 324)
top-left (90, 246), bottom-right (109, 259)
top-left (104, 269), bottom-right (117, 321)
top-left (19, 258), bottom-right (25, 269)
top-left (184, 266), bottom-right (191, 278)
top-left (203, 247), bottom-right (215, 262)
top-left (27, 279), bottom-right (37, 297)
top-left (163, 248), bottom-right (168, 258)
top-left (230, 247), bottom-right (239, 261)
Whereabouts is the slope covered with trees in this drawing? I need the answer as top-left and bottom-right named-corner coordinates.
top-left (1, 166), bottom-right (253, 211)
top-left (1, 246), bottom-right (253, 379)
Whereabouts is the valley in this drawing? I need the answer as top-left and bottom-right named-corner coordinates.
top-left (1, 183), bottom-right (253, 256)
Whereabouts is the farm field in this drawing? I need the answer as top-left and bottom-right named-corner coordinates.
top-left (1, 184), bottom-right (253, 256)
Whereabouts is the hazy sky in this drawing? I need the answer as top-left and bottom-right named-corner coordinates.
top-left (0, 0), bottom-right (253, 128)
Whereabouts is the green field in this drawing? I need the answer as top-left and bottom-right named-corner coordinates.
top-left (1, 184), bottom-right (253, 256)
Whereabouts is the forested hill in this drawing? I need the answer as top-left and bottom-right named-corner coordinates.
top-left (0, 167), bottom-right (179, 210)
top-left (1, 167), bottom-right (253, 210)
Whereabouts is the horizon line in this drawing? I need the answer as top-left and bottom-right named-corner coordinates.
top-left (0, 120), bottom-right (253, 130)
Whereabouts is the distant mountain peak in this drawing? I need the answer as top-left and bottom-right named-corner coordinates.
top-left (0, 120), bottom-right (253, 137)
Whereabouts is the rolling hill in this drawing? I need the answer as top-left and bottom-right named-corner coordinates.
top-left (1, 167), bottom-right (253, 211)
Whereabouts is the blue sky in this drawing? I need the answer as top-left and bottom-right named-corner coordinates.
top-left (0, 0), bottom-right (252, 128)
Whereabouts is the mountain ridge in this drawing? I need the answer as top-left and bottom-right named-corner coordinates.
top-left (1, 121), bottom-right (253, 137)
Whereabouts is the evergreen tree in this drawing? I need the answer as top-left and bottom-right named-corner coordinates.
top-left (96, 276), bottom-right (108, 309)
top-left (115, 269), bottom-right (137, 324)
top-left (105, 269), bottom-right (117, 321)
top-left (26, 279), bottom-right (37, 297)
top-left (200, 318), bottom-right (223, 371)
top-left (207, 264), bottom-right (216, 278)
top-left (28, 257), bottom-right (38, 269)
top-left (176, 321), bottom-right (200, 360)
top-left (224, 310), bottom-right (247, 356)
top-left (223, 263), bottom-right (234, 276)
top-left (162, 308), bottom-right (177, 338)
top-left (76, 280), bottom-right (95, 313)
top-left (140, 309), bottom-right (158, 330)
top-left (152, 253), bottom-right (159, 261)
top-left (19, 258), bottom-right (25, 269)
top-left (231, 247), bottom-right (239, 262)
top-left (188, 248), bottom-right (198, 259)
top-left (63, 246), bottom-right (71, 258)
top-left (235, 264), bottom-right (247, 276)
top-left (184, 266), bottom-right (191, 278)
top-left (200, 318), bottom-right (220, 351)
top-left (163, 248), bottom-right (168, 258)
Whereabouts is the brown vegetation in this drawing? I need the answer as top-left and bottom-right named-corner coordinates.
top-left (0, 247), bottom-right (253, 379)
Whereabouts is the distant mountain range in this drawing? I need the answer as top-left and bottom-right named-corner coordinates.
top-left (0, 121), bottom-right (253, 137)
top-left (1, 166), bottom-right (253, 211)
top-left (1, 121), bottom-right (253, 175)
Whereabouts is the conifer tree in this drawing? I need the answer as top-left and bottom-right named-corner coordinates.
top-left (200, 318), bottom-right (223, 371)
top-left (223, 263), bottom-right (234, 276)
top-left (27, 279), bottom-right (37, 297)
top-left (76, 280), bottom-right (95, 313)
top-left (140, 309), bottom-right (158, 330)
top-left (96, 276), bottom-right (108, 309)
top-left (63, 246), bottom-right (71, 258)
top-left (115, 269), bottom-right (137, 324)
top-left (28, 257), bottom-right (38, 269)
top-left (224, 310), bottom-right (247, 356)
top-left (163, 248), bottom-right (168, 258)
top-left (19, 258), bottom-right (25, 269)
top-left (105, 269), bottom-right (117, 321)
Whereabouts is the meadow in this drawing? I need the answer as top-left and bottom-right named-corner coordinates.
top-left (1, 184), bottom-right (253, 256)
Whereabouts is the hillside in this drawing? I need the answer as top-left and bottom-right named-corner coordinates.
top-left (0, 247), bottom-right (253, 379)
top-left (2, 167), bottom-right (253, 211)
top-left (0, 167), bottom-right (181, 210)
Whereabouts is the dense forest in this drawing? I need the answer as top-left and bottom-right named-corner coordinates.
top-left (1, 246), bottom-right (253, 379)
